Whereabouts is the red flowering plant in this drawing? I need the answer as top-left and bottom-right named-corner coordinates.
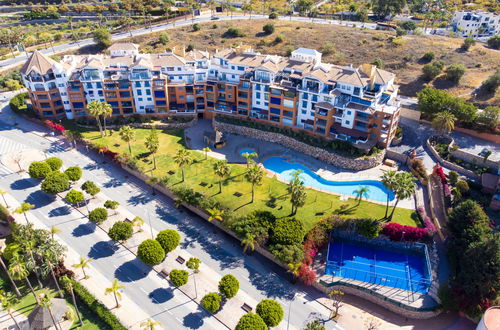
top-left (381, 223), bottom-right (429, 242)
top-left (433, 165), bottom-right (447, 184)
top-left (297, 264), bottom-right (317, 285)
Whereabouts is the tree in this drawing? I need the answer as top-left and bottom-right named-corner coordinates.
top-left (159, 32), bottom-right (170, 45)
top-left (422, 61), bottom-right (443, 81)
top-left (108, 221), bottom-right (133, 242)
top-left (28, 161), bottom-right (52, 179)
top-left (201, 292), bottom-right (221, 313)
top-left (156, 229), bottom-right (180, 253)
top-left (186, 257), bottom-right (201, 273)
top-left (1, 292), bottom-right (21, 329)
top-left (141, 318), bottom-right (162, 330)
top-left (105, 278), bottom-right (125, 308)
top-left (461, 37), bottom-right (475, 51)
top-left (304, 320), bottom-right (326, 330)
top-left (137, 239), bottom-right (165, 265)
top-left (328, 290), bottom-right (344, 318)
top-left (287, 262), bottom-right (301, 280)
top-left (399, 20), bottom-right (416, 31)
top-left (242, 152), bottom-right (257, 168)
top-left (371, 58), bottom-right (384, 69)
top-left (101, 102), bottom-right (113, 136)
top-left (0, 189), bottom-right (7, 208)
top-left (119, 126), bottom-right (135, 155)
top-left (88, 208), bottom-right (108, 224)
top-left (372, 0), bottom-right (406, 18)
top-left (245, 163), bottom-right (264, 203)
top-left (241, 233), bottom-right (256, 253)
top-left (288, 170), bottom-right (306, 215)
top-left (263, 23), bottom-right (275, 35)
top-left (417, 87), bottom-right (477, 124)
top-left (202, 147), bottom-right (211, 160)
top-left (0, 248), bottom-right (21, 297)
top-left (93, 28), bottom-right (112, 49)
top-left (145, 127), bottom-right (160, 170)
top-left (82, 181), bottom-right (100, 197)
top-left (65, 189), bottom-right (84, 207)
top-left (213, 160), bottom-right (231, 194)
top-left (487, 35), bottom-right (500, 50)
top-left (235, 312), bottom-right (267, 330)
top-left (353, 186), bottom-right (370, 205)
top-left (256, 299), bottom-right (284, 327)
top-left (9, 257), bottom-right (39, 303)
top-left (50, 226), bottom-right (61, 239)
top-left (87, 100), bottom-right (105, 137)
top-left (104, 200), bottom-right (119, 214)
top-left (432, 111), bottom-right (456, 136)
top-left (14, 202), bottom-right (34, 225)
top-left (476, 106), bottom-right (500, 131)
top-left (421, 51), bottom-right (435, 62)
top-left (446, 64), bottom-right (466, 83)
top-left (45, 157), bottom-right (62, 171)
top-left (381, 170), bottom-right (397, 218)
top-left (37, 289), bottom-right (59, 329)
top-left (169, 269), bottom-right (188, 287)
top-left (388, 172), bottom-right (415, 220)
top-left (356, 219), bottom-right (380, 238)
top-left (207, 207), bottom-right (224, 222)
top-left (60, 277), bottom-right (83, 327)
top-left (63, 166), bottom-right (82, 182)
top-left (480, 69), bottom-right (500, 93)
top-left (192, 23), bottom-right (201, 31)
top-left (218, 274), bottom-right (239, 298)
top-left (174, 149), bottom-right (192, 182)
top-left (295, 0), bottom-right (313, 15)
top-left (42, 171), bottom-right (69, 195)
top-left (271, 217), bottom-right (304, 245)
top-left (73, 257), bottom-right (91, 279)
top-left (133, 216), bottom-right (145, 232)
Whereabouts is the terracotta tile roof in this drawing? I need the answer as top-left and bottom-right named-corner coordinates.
top-left (149, 53), bottom-right (186, 66)
top-left (20, 51), bottom-right (58, 75)
top-left (185, 49), bottom-right (210, 61)
top-left (109, 43), bottom-right (139, 51)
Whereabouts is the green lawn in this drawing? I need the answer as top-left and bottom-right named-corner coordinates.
top-left (80, 127), bottom-right (418, 230)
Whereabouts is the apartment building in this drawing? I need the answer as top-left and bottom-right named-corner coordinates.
top-left (21, 43), bottom-right (401, 147)
top-left (451, 10), bottom-right (500, 39)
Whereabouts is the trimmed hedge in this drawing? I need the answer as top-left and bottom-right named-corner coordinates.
top-left (28, 161), bottom-right (52, 179)
top-left (60, 276), bottom-right (126, 330)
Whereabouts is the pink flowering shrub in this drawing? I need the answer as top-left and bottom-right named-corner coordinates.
top-left (434, 166), bottom-right (447, 184)
top-left (423, 216), bottom-right (436, 235)
top-left (44, 120), bottom-right (65, 133)
top-left (381, 223), bottom-right (429, 242)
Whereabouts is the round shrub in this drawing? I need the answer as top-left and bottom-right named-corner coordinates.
top-left (201, 292), bottom-right (221, 313)
top-left (270, 217), bottom-right (304, 245)
top-left (269, 12), bottom-right (278, 19)
top-left (65, 189), bottom-right (84, 206)
top-left (45, 157), bottom-right (63, 171)
top-left (256, 299), bottom-right (284, 327)
top-left (169, 269), bottom-right (188, 287)
top-left (137, 239), bottom-right (165, 266)
top-left (88, 207), bottom-right (108, 224)
top-left (41, 171), bottom-right (70, 194)
top-left (218, 274), bottom-right (239, 299)
top-left (186, 257), bottom-right (201, 273)
top-left (156, 229), bottom-right (180, 253)
top-left (104, 200), bottom-right (119, 210)
top-left (235, 313), bottom-right (267, 330)
top-left (108, 221), bottom-right (133, 242)
top-left (193, 23), bottom-right (201, 31)
top-left (263, 23), bottom-right (275, 35)
top-left (28, 161), bottom-right (52, 179)
top-left (82, 181), bottom-right (100, 196)
top-left (456, 180), bottom-right (469, 194)
top-left (64, 166), bottom-right (82, 181)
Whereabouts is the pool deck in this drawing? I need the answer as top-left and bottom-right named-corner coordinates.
top-left (185, 120), bottom-right (415, 209)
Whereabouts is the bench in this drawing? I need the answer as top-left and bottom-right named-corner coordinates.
top-left (176, 256), bottom-right (186, 264)
top-left (168, 170), bottom-right (175, 175)
top-left (160, 269), bottom-right (169, 278)
top-left (124, 218), bottom-right (132, 223)
top-left (241, 303), bottom-right (253, 313)
top-left (233, 192), bottom-right (243, 197)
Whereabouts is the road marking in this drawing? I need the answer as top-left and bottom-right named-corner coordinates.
top-left (127, 276), bottom-right (134, 282)
top-left (139, 287), bottom-right (148, 294)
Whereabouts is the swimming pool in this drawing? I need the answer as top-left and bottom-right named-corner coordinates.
top-left (262, 156), bottom-right (394, 202)
top-left (326, 241), bottom-right (431, 293)
top-left (239, 148), bottom-right (258, 156)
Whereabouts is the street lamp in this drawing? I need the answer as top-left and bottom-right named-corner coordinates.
top-left (145, 209), bottom-right (154, 239)
top-left (287, 292), bottom-right (299, 330)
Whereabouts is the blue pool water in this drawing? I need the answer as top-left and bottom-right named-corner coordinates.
top-left (326, 242), bottom-right (430, 293)
top-left (239, 148), bottom-right (257, 156)
top-left (262, 156), bottom-right (394, 202)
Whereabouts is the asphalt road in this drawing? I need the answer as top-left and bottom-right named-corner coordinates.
top-left (0, 103), bottom-right (338, 329)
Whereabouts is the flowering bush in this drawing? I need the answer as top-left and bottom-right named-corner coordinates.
top-left (434, 165), bottom-right (447, 184)
top-left (381, 223), bottom-right (429, 242)
top-left (44, 119), bottom-right (65, 133)
top-left (97, 146), bottom-right (119, 160)
top-left (297, 264), bottom-right (316, 285)
top-left (423, 216), bottom-right (436, 235)
top-left (417, 206), bottom-right (426, 219)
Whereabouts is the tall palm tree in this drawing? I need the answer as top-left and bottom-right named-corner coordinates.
top-left (101, 102), bottom-right (113, 136)
top-left (14, 202), bottom-right (34, 225)
top-left (288, 170), bottom-right (306, 215)
top-left (62, 278), bottom-right (84, 327)
top-left (381, 171), bottom-right (398, 218)
top-left (242, 152), bottom-right (258, 168)
top-left (213, 160), bottom-right (231, 193)
top-left (202, 147), bottom-right (211, 160)
top-left (353, 186), bottom-right (370, 205)
top-left (388, 173), bottom-right (416, 221)
top-left (37, 289), bottom-right (59, 330)
top-left (50, 226), bottom-right (61, 239)
top-left (105, 278), bottom-right (125, 308)
top-left (432, 111), bottom-right (456, 136)
top-left (0, 292), bottom-right (20, 329)
top-left (207, 207), bottom-right (224, 222)
top-left (36, 239), bottom-right (66, 299)
top-left (87, 100), bottom-right (104, 137)
top-left (9, 257), bottom-right (39, 303)
top-left (72, 257), bottom-right (91, 280)
top-left (119, 125), bottom-right (135, 155)
top-left (241, 234), bottom-right (256, 253)
top-left (173, 149), bottom-right (192, 182)
top-left (145, 127), bottom-right (160, 170)
top-left (245, 163), bottom-right (264, 203)
top-left (0, 189), bottom-right (9, 208)
top-left (141, 318), bottom-right (162, 330)
top-left (0, 249), bottom-right (21, 297)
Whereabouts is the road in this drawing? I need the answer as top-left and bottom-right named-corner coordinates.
top-left (0, 12), bottom-right (379, 72)
top-left (0, 102), bottom-right (338, 329)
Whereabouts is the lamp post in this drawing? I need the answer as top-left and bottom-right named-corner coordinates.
top-left (287, 292), bottom-right (298, 330)
top-left (146, 209), bottom-right (154, 239)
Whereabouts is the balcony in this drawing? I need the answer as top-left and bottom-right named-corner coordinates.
top-left (383, 119), bottom-right (391, 125)
top-left (317, 110), bottom-right (329, 117)
top-left (252, 77), bottom-right (271, 84)
top-left (130, 73), bottom-right (152, 80)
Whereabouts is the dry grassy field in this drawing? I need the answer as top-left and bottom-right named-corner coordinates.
top-left (119, 18), bottom-right (499, 105)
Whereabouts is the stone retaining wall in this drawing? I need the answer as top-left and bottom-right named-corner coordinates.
top-left (76, 117), bottom-right (197, 130)
top-left (213, 120), bottom-right (385, 171)
top-left (313, 281), bottom-right (441, 319)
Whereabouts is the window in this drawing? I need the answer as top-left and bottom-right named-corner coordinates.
top-left (147, 97), bottom-right (152, 101)
top-left (96, 82), bottom-right (102, 88)
top-left (137, 89), bottom-right (142, 96)
top-left (61, 92), bottom-right (67, 96)
top-left (63, 101), bottom-right (69, 104)
top-left (237, 66), bottom-right (244, 71)
top-left (138, 98), bottom-right (143, 101)
top-left (283, 99), bottom-right (294, 108)
top-left (270, 107), bottom-right (280, 115)
top-left (156, 100), bottom-right (166, 105)
top-left (255, 84), bottom-right (261, 91)
top-left (146, 89), bottom-right (151, 95)
top-left (144, 81), bottom-right (150, 87)
top-left (86, 83), bottom-right (92, 89)
top-left (40, 103), bottom-right (51, 109)
top-left (345, 120), bottom-right (350, 125)
top-left (256, 92), bottom-right (261, 99)
top-left (302, 101), bottom-right (307, 108)
top-left (154, 90), bottom-right (166, 98)
top-left (119, 91), bottom-right (131, 98)
top-left (72, 102), bottom-right (84, 109)
top-left (302, 93), bottom-right (308, 100)
top-left (312, 95), bottom-right (318, 102)
top-left (270, 97), bottom-right (281, 105)
top-left (353, 87), bottom-right (360, 95)
top-left (347, 110), bottom-right (351, 115)
top-left (58, 84), bottom-right (64, 87)
top-left (135, 81), bottom-right (141, 87)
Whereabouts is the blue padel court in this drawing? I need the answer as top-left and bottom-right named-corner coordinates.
top-left (326, 242), bottom-right (431, 293)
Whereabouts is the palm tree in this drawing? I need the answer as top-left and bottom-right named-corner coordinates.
top-left (73, 257), bottom-right (91, 280)
top-left (381, 171), bottom-right (398, 218)
top-left (207, 207), bottom-right (223, 222)
top-left (37, 289), bottom-right (59, 330)
top-left (101, 102), bottom-right (113, 136)
top-left (287, 262), bottom-right (300, 282)
top-left (50, 226), bottom-right (61, 239)
top-left (61, 278), bottom-right (83, 327)
top-left (388, 172), bottom-right (416, 221)
top-left (0, 189), bottom-right (9, 208)
top-left (0, 248), bottom-right (21, 297)
top-left (133, 216), bottom-right (145, 233)
top-left (0, 292), bottom-right (20, 329)
top-left (87, 100), bottom-right (104, 137)
top-left (9, 257), bottom-right (39, 303)
top-left (145, 127), bottom-right (160, 170)
top-left (241, 234), bottom-right (256, 253)
top-left (202, 147), bottom-right (211, 160)
top-left (242, 152), bottom-right (258, 168)
top-left (432, 111), bottom-right (456, 136)
top-left (213, 160), bottom-right (231, 193)
top-left (353, 186), bottom-right (370, 205)
top-left (119, 125), bottom-right (135, 155)
top-left (245, 164), bottom-right (264, 203)
top-left (105, 278), bottom-right (125, 308)
top-left (141, 318), bottom-right (162, 330)
top-left (173, 149), bottom-right (192, 182)
top-left (14, 202), bottom-right (34, 225)
top-left (288, 170), bottom-right (306, 215)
